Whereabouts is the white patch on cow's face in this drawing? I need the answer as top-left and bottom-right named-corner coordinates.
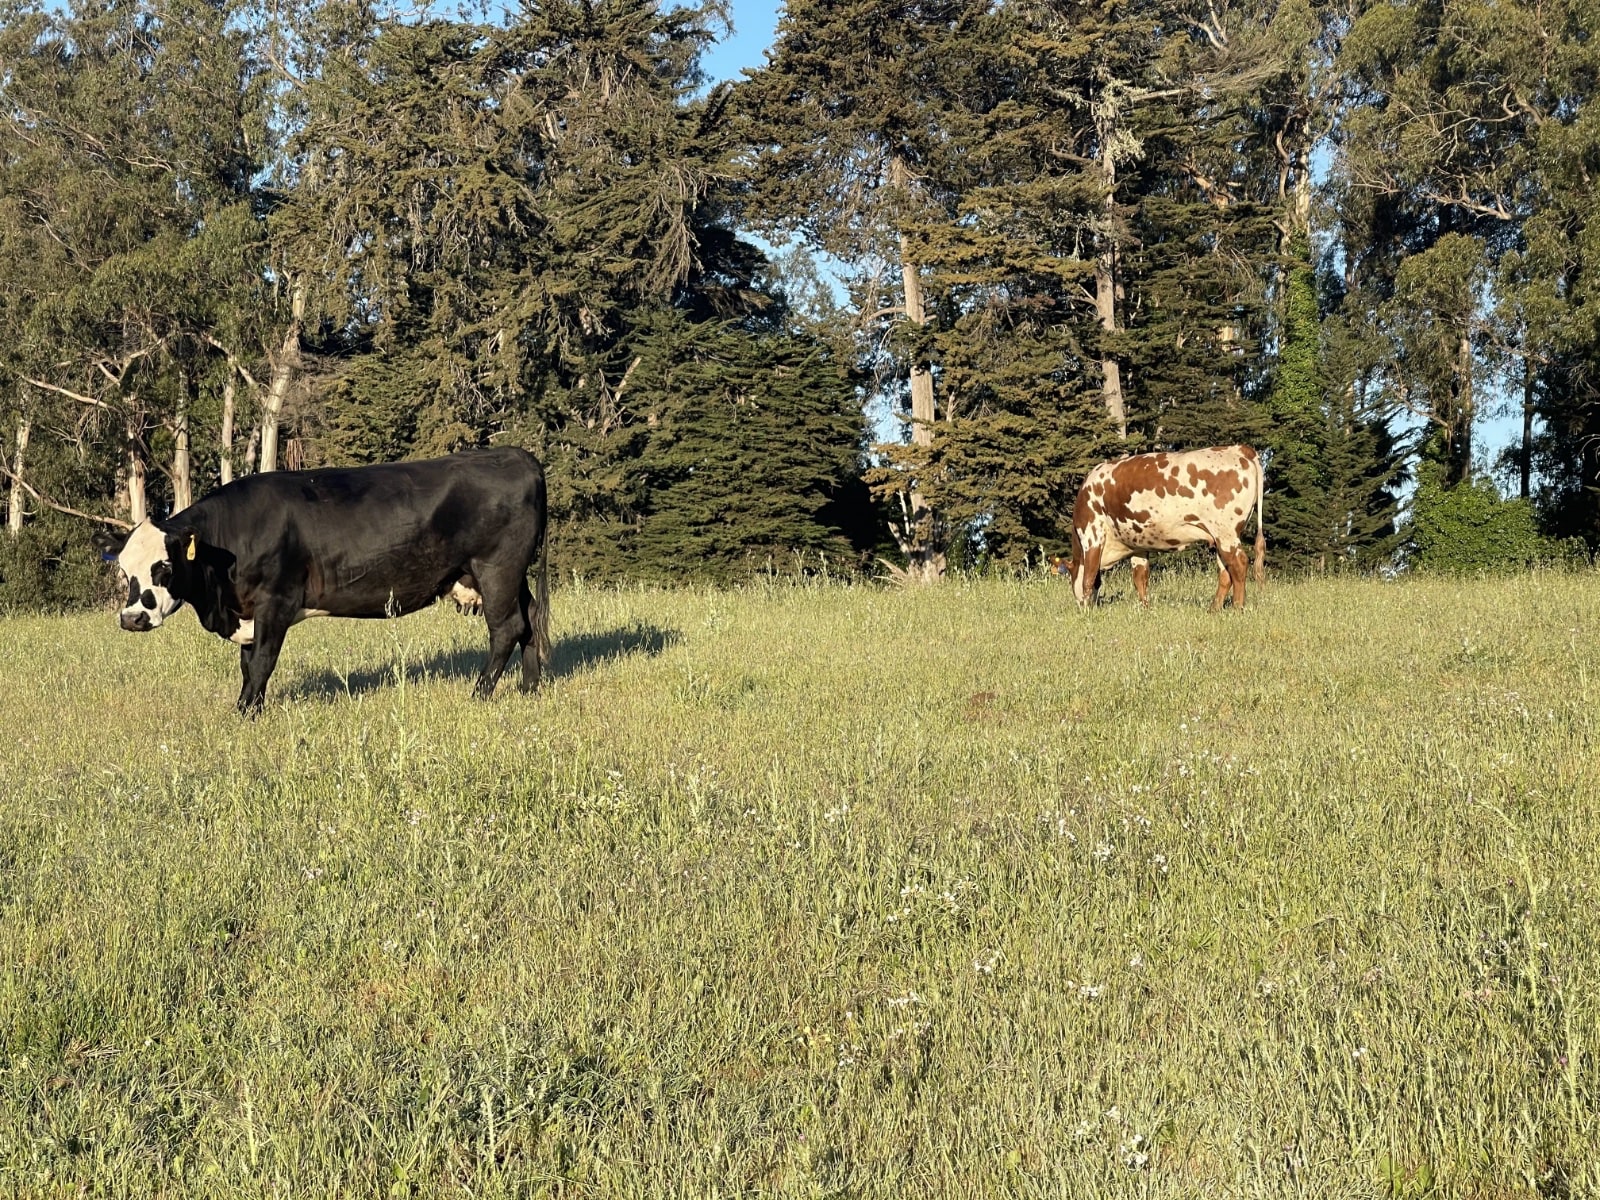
top-left (115, 521), bottom-right (183, 631)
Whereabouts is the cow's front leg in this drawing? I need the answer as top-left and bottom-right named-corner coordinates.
top-left (237, 609), bottom-right (291, 716)
top-left (1074, 545), bottom-right (1103, 607)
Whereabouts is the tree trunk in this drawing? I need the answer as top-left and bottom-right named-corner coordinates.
top-left (6, 410), bottom-right (28, 536)
top-left (1450, 332), bottom-right (1473, 486)
top-left (126, 412), bottom-right (147, 526)
top-left (220, 365), bottom-right (237, 486)
top-left (891, 154), bottom-right (943, 583)
top-left (260, 281), bottom-right (305, 473)
top-left (1520, 357), bottom-right (1534, 500)
top-left (1095, 125), bottom-right (1127, 438)
top-left (172, 369), bottom-right (193, 513)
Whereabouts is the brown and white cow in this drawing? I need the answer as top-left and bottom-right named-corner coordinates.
top-left (1059, 445), bottom-right (1266, 610)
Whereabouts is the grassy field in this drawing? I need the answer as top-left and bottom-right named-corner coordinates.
top-left (1, 567), bottom-right (1597, 1197)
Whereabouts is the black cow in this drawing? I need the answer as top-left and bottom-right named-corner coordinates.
top-left (94, 448), bottom-right (550, 714)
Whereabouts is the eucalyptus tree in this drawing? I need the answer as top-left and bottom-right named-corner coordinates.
top-left (0, 0), bottom-right (274, 533)
top-left (1335, 0), bottom-right (1595, 477)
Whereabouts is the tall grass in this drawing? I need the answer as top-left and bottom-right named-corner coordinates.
top-left (1, 570), bottom-right (1596, 1197)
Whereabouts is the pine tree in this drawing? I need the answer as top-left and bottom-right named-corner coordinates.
top-left (620, 311), bottom-right (873, 582)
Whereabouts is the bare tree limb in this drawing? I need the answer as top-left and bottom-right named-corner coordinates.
top-left (22, 376), bottom-right (111, 409)
top-left (199, 334), bottom-right (264, 391)
top-left (0, 460), bottom-right (132, 529)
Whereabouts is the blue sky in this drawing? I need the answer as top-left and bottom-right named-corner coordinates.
top-left (701, 0), bottom-right (782, 84)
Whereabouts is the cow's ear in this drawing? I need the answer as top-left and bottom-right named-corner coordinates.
top-left (92, 527), bottom-right (129, 561)
top-left (163, 528), bottom-right (202, 564)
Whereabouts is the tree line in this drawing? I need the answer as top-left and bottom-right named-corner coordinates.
top-left (1, 0), bottom-right (1595, 607)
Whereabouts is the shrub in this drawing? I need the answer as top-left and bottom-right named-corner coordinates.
top-left (0, 517), bottom-right (115, 612)
top-left (1406, 466), bottom-right (1579, 572)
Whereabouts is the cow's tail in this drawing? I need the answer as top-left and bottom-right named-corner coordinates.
top-left (1252, 454), bottom-right (1267, 585)
top-left (531, 535), bottom-right (552, 672)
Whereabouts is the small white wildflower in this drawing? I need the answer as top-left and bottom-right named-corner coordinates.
top-left (1105, 1105), bottom-right (1122, 1123)
top-left (886, 992), bottom-right (923, 1008)
top-left (1094, 842), bottom-right (1114, 861)
top-left (974, 950), bottom-right (1001, 975)
top-left (1352, 1046), bottom-right (1368, 1060)
top-left (1078, 984), bottom-right (1103, 1000)
top-left (1129, 953), bottom-right (1144, 970)
top-left (1121, 1133), bottom-right (1150, 1169)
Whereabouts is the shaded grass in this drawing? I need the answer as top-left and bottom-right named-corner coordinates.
top-left (0, 569), bottom-right (1597, 1197)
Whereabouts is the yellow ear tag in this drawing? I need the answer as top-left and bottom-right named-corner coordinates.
top-left (186, 536), bottom-right (196, 561)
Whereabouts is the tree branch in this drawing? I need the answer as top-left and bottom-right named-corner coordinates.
top-left (199, 334), bottom-right (263, 391)
top-left (22, 376), bottom-right (111, 409)
top-left (0, 460), bottom-right (132, 530)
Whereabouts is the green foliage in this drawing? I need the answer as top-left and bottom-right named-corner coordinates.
top-left (317, 352), bottom-right (462, 466)
top-left (1267, 244), bottom-right (1405, 571)
top-left (0, 516), bottom-right (113, 612)
top-left (1407, 464), bottom-right (1574, 572)
top-left (630, 326), bottom-right (873, 583)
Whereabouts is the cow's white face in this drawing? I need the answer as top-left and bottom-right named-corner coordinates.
top-left (114, 521), bottom-right (184, 632)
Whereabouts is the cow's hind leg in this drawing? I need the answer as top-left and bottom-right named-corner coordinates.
top-left (1225, 545), bottom-right (1249, 608)
top-left (1210, 547), bottom-right (1232, 612)
top-left (1131, 557), bottom-right (1151, 606)
top-left (472, 570), bottom-right (530, 699)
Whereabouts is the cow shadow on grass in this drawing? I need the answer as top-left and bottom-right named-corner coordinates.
top-left (285, 621), bottom-right (682, 702)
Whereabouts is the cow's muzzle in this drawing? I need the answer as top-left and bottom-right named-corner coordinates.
top-left (120, 609), bottom-right (153, 632)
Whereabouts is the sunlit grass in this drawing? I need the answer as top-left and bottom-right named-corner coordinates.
top-left (1, 568), bottom-right (1597, 1196)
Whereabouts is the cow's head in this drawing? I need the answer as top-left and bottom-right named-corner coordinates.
top-left (95, 521), bottom-right (195, 632)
